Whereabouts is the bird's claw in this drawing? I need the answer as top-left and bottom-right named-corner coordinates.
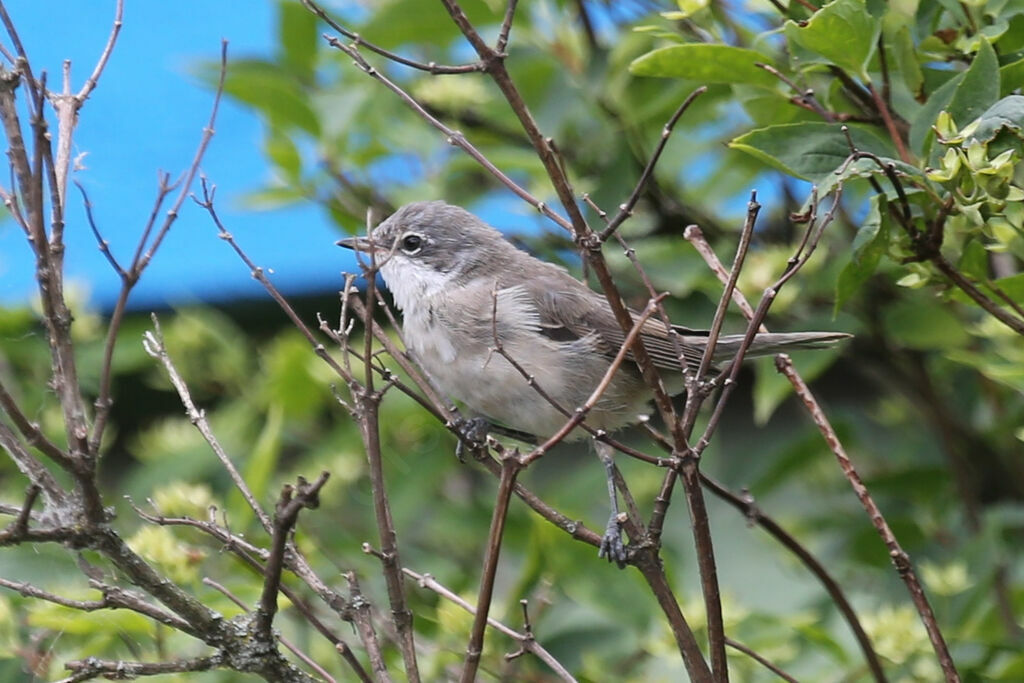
top-left (598, 513), bottom-right (628, 568)
top-left (453, 417), bottom-right (490, 462)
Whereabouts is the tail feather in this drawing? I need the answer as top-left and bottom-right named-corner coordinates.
top-left (710, 331), bottom-right (851, 360)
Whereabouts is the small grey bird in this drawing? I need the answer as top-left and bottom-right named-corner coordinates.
top-left (339, 201), bottom-right (847, 563)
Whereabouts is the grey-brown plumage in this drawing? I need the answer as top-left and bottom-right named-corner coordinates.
top-left (339, 201), bottom-right (849, 440)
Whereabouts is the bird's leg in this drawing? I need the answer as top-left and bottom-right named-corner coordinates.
top-left (595, 441), bottom-right (628, 568)
top-left (453, 416), bottom-right (491, 462)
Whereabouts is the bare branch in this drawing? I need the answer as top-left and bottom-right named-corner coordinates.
top-left (76, 0), bottom-right (124, 101)
top-left (599, 86), bottom-right (707, 241)
top-left (460, 453), bottom-right (521, 683)
top-left (74, 180), bottom-right (125, 277)
top-left (700, 475), bottom-right (888, 682)
top-left (62, 654), bottom-right (221, 682)
top-left (322, 37), bottom-right (571, 231)
top-left (301, 0), bottom-right (484, 74)
top-left (90, 40), bottom-right (229, 454)
top-left (725, 637), bottom-right (798, 683)
top-left (404, 568), bottom-right (576, 682)
top-left (0, 376), bottom-right (74, 470)
top-left (778, 357), bottom-right (958, 680)
top-left (0, 422), bottom-right (66, 509)
top-left (495, 0), bottom-right (518, 54)
top-left (353, 236), bottom-right (421, 682)
top-left (254, 473), bottom-right (330, 642)
top-left (142, 317), bottom-right (274, 533)
top-left (203, 578), bottom-right (341, 683)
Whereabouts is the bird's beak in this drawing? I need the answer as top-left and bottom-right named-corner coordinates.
top-left (336, 235), bottom-right (375, 252)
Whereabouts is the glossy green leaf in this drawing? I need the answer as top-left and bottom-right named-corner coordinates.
top-left (890, 25), bottom-right (924, 95)
top-left (947, 37), bottom-right (1000, 135)
top-left (909, 70), bottom-right (963, 156)
top-left (968, 95), bottom-right (1024, 143)
top-left (784, 0), bottom-right (881, 80)
top-left (1000, 57), bottom-right (1024, 97)
top-left (957, 238), bottom-right (989, 282)
top-left (729, 122), bottom-right (892, 181)
top-left (630, 44), bottom-right (777, 87)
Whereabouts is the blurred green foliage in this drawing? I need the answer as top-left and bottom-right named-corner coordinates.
top-left (2, 0), bottom-right (1024, 680)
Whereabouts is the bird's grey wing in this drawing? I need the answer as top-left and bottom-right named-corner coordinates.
top-left (524, 278), bottom-right (706, 373)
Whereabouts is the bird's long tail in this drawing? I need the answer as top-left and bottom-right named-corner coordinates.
top-left (709, 331), bottom-right (851, 360)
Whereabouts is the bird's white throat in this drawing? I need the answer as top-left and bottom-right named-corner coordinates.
top-left (380, 258), bottom-right (454, 315)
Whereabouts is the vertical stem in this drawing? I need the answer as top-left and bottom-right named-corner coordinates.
top-left (680, 456), bottom-right (728, 681)
top-left (360, 273), bottom-right (420, 682)
top-left (777, 357), bottom-right (959, 682)
top-left (460, 455), bottom-right (520, 682)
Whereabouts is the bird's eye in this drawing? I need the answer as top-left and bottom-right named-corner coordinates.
top-left (401, 233), bottom-right (423, 253)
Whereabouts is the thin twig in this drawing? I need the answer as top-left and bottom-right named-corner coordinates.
top-left (254, 474), bottom-right (330, 643)
top-left (755, 63), bottom-right (835, 122)
top-left (778, 357), bottom-right (959, 681)
top-left (522, 294), bottom-right (668, 465)
top-left (142, 317), bottom-right (274, 533)
top-left (495, 0), bottom-right (518, 54)
top-left (74, 180), bottom-right (125, 277)
top-left (323, 37), bottom-right (571, 231)
top-left (599, 86), bottom-right (707, 241)
top-left (301, 0), bottom-right (484, 73)
top-left (89, 40), bottom-right (228, 454)
top-left (404, 568), bottom-right (577, 682)
top-left (460, 454), bottom-right (522, 683)
top-left (725, 637), bottom-right (798, 683)
top-left (701, 475), bottom-right (888, 682)
top-left (354, 229), bottom-right (421, 682)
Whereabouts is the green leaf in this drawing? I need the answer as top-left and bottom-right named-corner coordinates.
top-left (784, 0), bottom-right (881, 80)
top-left (222, 59), bottom-right (320, 135)
top-left (957, 238), bottom-right (989, 281)
top-left (890, 26), bottom-right (923, 95)
top-left (835, 196), bottom-right (887, 314)
top-left (278, 0), bottom-right (318, 81)
top-left (968, 95), bottom-right (1024, 143)
top-left (629, 44), bottom-right (777, 87)
top-left (909, 71), bottom-right (964, 156)
top-left (1000, 57), bottom-right (1024, 97)
top-left (881, 297), bottom-right (969, 349)
top-left (949, 272), bottom-right (1024, 307)
top-left (360, 0), bottom-right (497, 50)
top-left (729, 122), bottom-right (892, 181)
top-left (947, 37), bottom-right (1000, 135)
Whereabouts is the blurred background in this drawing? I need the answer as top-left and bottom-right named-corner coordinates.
top-left (1, 1), bottom-right (1022, 681)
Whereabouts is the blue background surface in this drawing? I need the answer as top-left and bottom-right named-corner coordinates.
top-left (0, 2), bottom-right (348, 310)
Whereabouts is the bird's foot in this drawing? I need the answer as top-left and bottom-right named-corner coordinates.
top-left (453, 417), bottom-right (490, 462)
top-left (598, 512), bottom-right (628, 569)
